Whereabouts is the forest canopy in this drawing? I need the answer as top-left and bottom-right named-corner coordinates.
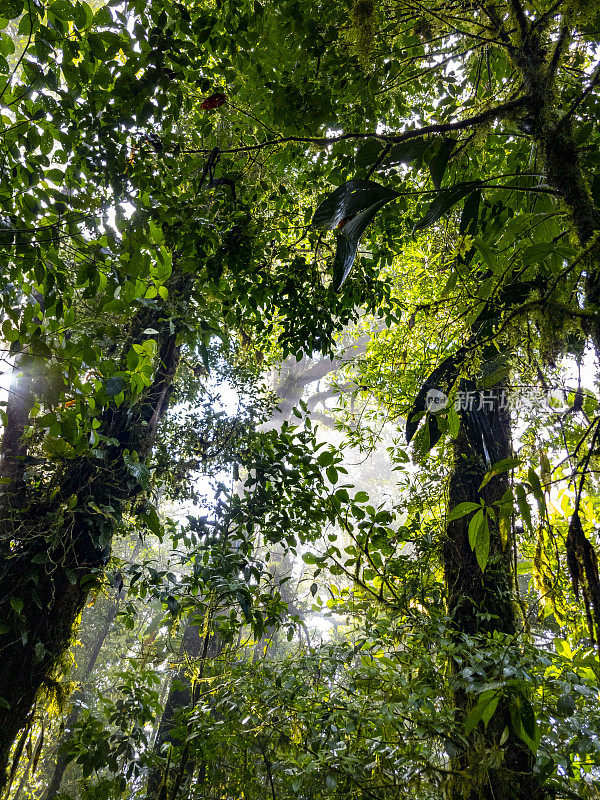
top-left (0, 0), bottom-right (600, 798)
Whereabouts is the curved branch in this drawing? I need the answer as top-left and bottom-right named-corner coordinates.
top-left (183, 98), bottom-right (528, 157)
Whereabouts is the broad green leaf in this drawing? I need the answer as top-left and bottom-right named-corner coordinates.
top-left (355, 138), bottom-right (385, 169)
top-left (10, 597), bottom-right (23, 614)
top-left (42, 436), bottom-right (76, 459)
top-left (479, 457), bottom-right (520, 490)
top-left (428, 137), bottom-right (456, 189)
top-left (464, 690), bottom-right (497, 735)
top-left (499, 511), bottom-right (511, 550)
top-left (459, 188), bottom-right (481, 235)
top-left (475, 516), bottom-right (490, 572)
top-left (481, 695), bottom-right (499, 728)
top-left (468, 509), bottom-right (485, 550)
top-left (141, 507), bottom-right (161, 537)
top-left (514, 484), bottom-right (532, 531)
top-left (447, 501), bottom-right (481, 522)
top-left (123, 452), bottom-right (150, 490)
top-left (105, 376), bottom-right (126, 396)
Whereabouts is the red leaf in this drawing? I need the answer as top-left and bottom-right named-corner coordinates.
top-left (200, 92), bottom-right (227, 110)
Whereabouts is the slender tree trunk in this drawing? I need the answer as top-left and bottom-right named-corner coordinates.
top-left (443, 385), bottom-right (546, 800)
top-left (146, 620), bottom-right (224, 800)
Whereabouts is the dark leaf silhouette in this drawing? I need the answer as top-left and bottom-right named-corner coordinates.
top-left (312, 179), bottom-right (399, 290)
top-left (406, 349), bottom-right (467, 444)
top-left (413, 181), bottom-right (482, 234)
top-left (429, 138), bottom-right (456, 189)
top-left (459, 187), bottom-right (482, 235)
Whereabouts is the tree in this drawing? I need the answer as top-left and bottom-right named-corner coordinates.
top-left (0, 0), bottom-right (371, 785)
top-left (2, 0), bottom-right (600, 797)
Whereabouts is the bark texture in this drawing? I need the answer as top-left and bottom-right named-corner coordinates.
top-left (0, 298), bottom-right (183, 788)
top-left (443, 387), bottom-right (546, 800)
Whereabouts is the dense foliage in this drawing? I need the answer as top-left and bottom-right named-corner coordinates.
top-left (0, 0), bottom-right (600, 798)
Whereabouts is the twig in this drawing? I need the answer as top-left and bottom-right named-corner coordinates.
top-left (557, 60), bottom-right (600, 130)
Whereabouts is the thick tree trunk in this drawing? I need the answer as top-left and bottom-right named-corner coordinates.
top-left (0, 312), bottom-right (181, 789)
top-left (42, 553), bottom-right (135, 800)
top-left (511, 21), bottom-right (600, 351)
top-left (443, 386), bottom-right (545, 800)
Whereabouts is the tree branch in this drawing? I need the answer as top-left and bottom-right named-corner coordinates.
top-left (183, 98), bottom-right (528, 157)
top-left (546, 23), bottom-right (571, 83)
top-left (509, 0), bottom-right (530, 40)
top-left (557, 60), bottom-right (600, 130)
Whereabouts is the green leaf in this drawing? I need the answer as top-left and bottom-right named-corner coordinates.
top-left (464, 690), bottom-right (497, 735)
top-left (406, 349), bottom-right (466, 444)
top-left (555, 693), bottom-right (576, 718)
top-left (459, 188), bottom-right (481, 235)
top-left (0, 32), bottom-right (14, 55)
top-left (519, 695), bottom-right (536, 740)
top-left (318, 450), bottom-right (334, 467)
top-left (166, 595), bottom-right (179, 614)
top-left (479, 457), bottom-right (520, 489)
top-left (105, 376), bottom-right (126, 396)
top-left (481, 694), bottom-right (499, 728)
top-left (141, 506), bottom-right (161, 537)
top-left (123, 452), bottom-right (150, 490)
top-left (510, 692), bottom-right (538, 754)
top-left (429, 137), bottom-right (456, 189)
top-left (527, 466), bottom-right (542, 494)
top-left (355, 138), bottom-right (385, 169)
top-left (499, 508), bottom-right (511, 551)
top-left (413, 181), bottom-right (482, 234)
top-left (49, 0), bottom-right (74, 19)
top-left (448, 403), bottom-right (460, 439)
top-left (127, 347), bottom-right (139, 370)
top-left (380, 139), bottom-right (428, 168)
top-left (468, 508), bottom-right (485, 550)
top-left (447, 501), bottom-right (481, 522)
top-left (475, 515), bottom-right (490, 572)
top-left (10, 597), bottom-right (23, 614)
top-left (514, 484), bottom-right (532, 531)
top-left (326, 465), bottom-right (338, 484)
top-left (42, 436), bottom-right (76, 459)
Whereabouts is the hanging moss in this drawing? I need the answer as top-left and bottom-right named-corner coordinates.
top-left (349, 0), bottom-right (377, 63)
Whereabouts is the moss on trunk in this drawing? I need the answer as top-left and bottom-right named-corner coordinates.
top-left (442, 387), bottom-right (546, 800)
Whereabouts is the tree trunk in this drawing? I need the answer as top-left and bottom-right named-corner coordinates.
top-left (0, 308), bottom-right (182, 789)
top-left (42, 548), bottom-right (136, 800)
top-left (443, 385), bottom-right (546, 800)
top-left (146, 620), bottom-right (224, 800)
top-left (511, 22), bottom-right (600, 351)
